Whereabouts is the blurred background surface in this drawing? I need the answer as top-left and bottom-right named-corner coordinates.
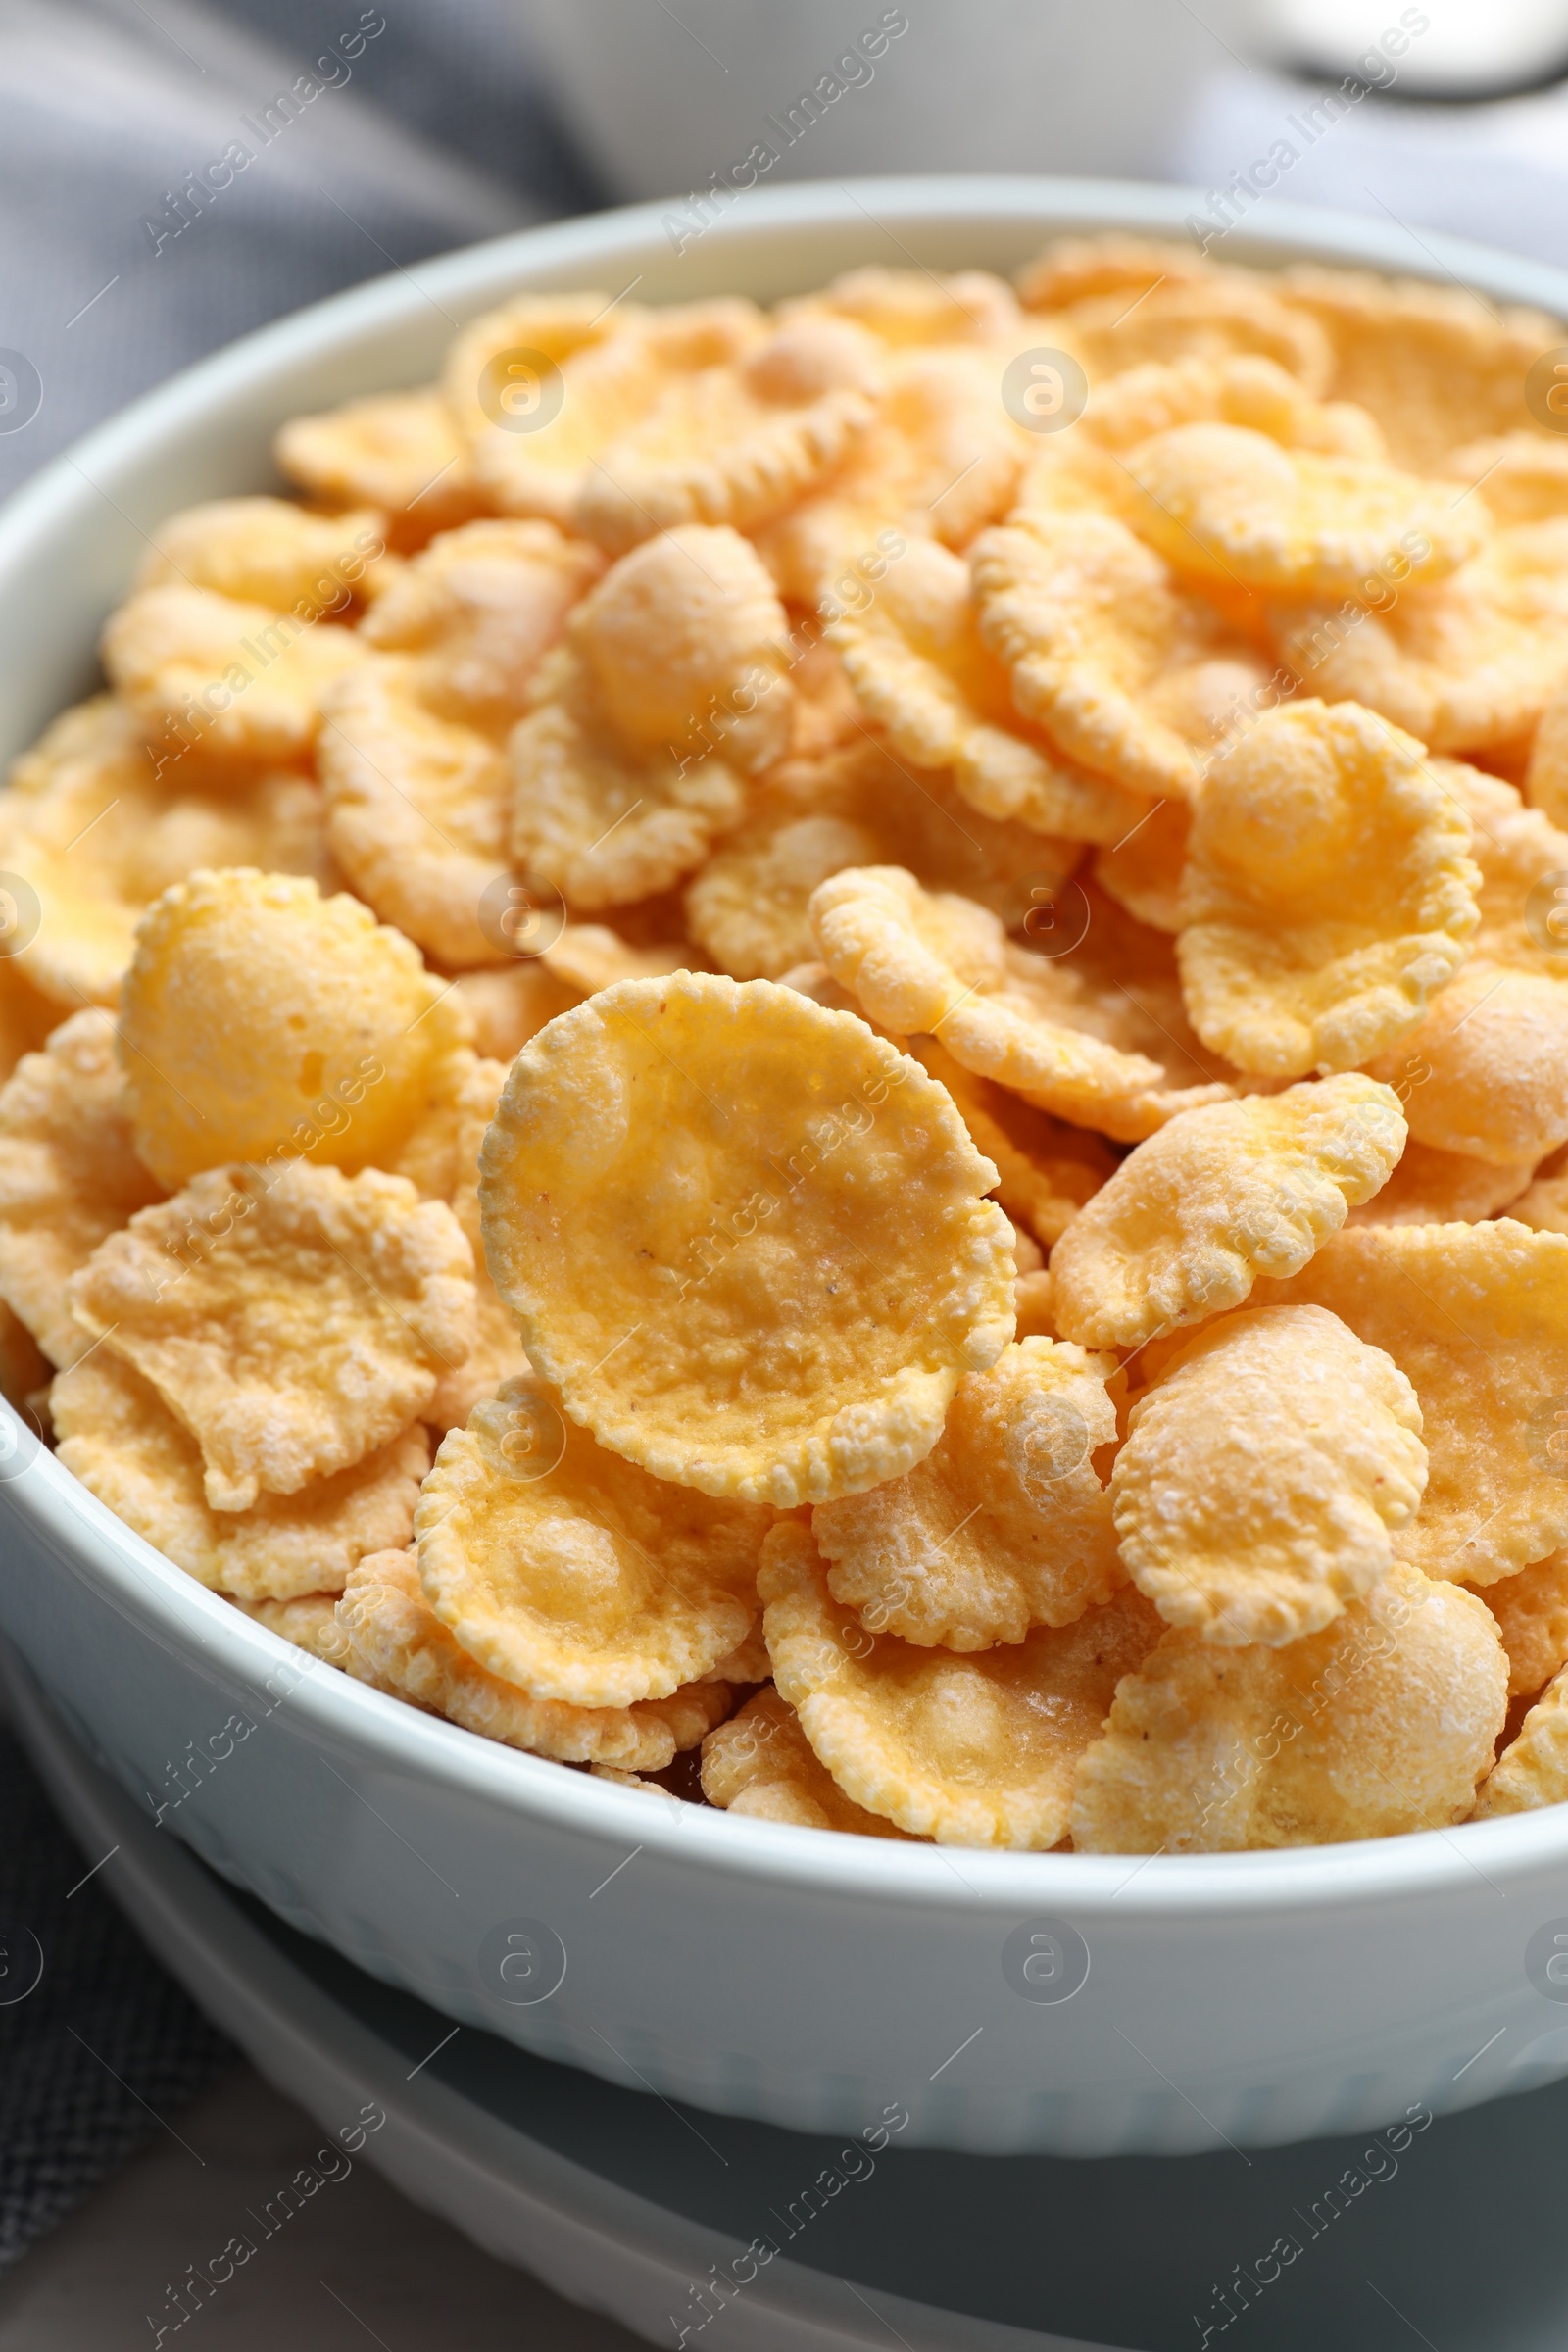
top-left (6, 0), bottom-right (1568, 2336)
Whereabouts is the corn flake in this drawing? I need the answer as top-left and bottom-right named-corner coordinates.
top-left (1054, 276), bottom-right (1333, 393)
top-left (480, 970), bottom-right (1012, 1506)
top-left (1273, 521), bottom-right (1568, 754)
top-left (1363, 959), bottom-right (1568, 1167)
top-left (1473, 1663), bottom-right (1568, 1813)
top-left (973, 510), bottom-right (1272, 801)
top-left (102, 584), bottom-right (362, 764)
top-left (1112, 1304), bottom-right (1425, 1646)
top-left (275, 387), bottom-right (484, 549)
top-left (415, 1375), bottom-right (768, 1706)
top-left (760, 1517), bottom-right (1162, 1848)
top-left (1254, 1220), bottom-right (1568, 1587)
top-left (1275, 264), bottom-right (1558, 469)
top-left (909, 1036), bottom-right (1116, 1248)
top-left (1071, 1561), bottom-right (1505, 1850)
top-left (3, 698), bottom-right (335, 1007)
top-left (1093, 797), bottom-right (1190, 933)
top-left (334, 1544), bottom-right (729, 1768)
top-left (52, 1352), bottom-right (427, 1600)
top-left (828, 536), bottom-right (1152, 844)
top-left (574, 318), bottom-right (880, 554)
top-left (700, 1685), bottom-right (913, 1836)
top-left (1177, 699), bottom-right (1479, 1078)
top-left (1347, 1138), bottom-right (1531, 1227)
top-left (1124, 422), bottom-right (1480, 596)
top-left (685, 737), bottom-right (1078, 981)
top-left (814, 1336), bottom-right (1123, 1651)
top-left (119, 868), bottom-right (471, 1188)
top-left (133, 498), bottom-right (386, 612)
top-left (229, 1592), bottom-right (348, 1663)
top-left (1480, 1549), bottom-right (1568, 1701)
top-left (809, 865), bottom-right (1236, 1141)
top-left (1049, 1075), bottom-right (1404, 1349)
top-left (0, 1009), bottom-right (164, 1367)
top-left (70, 1160), bottom-right (475, 1511)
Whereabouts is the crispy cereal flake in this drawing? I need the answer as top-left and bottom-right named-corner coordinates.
top-left (479, 971), bottom-right (1013, 1505)
top-left (1177, 699), bottom-right (1479, 1077)
top-left (416, 1375), bottom-right (768, 1705)
top-left (814, 1336), bottom-right (1124, 1650)
top-left (1111, 1305), bottom-right (1426, 1646)
top-left (1049, 1075), bottom-right (1405, 1349)
top-left (760, 1518), bottom-right (1162, 1848)
top-left (69, 1161), bottom-right (475, 1511)
top-left (700, 1686), bottom-right (913, 1836)
top-left (1070, 1562), bottom-right (1505, 1850)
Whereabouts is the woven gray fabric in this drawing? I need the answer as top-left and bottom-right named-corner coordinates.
top-left (0, 0), bottom-right (596, 2270)
top-left (0, 1725), bottom-right (235, 2272)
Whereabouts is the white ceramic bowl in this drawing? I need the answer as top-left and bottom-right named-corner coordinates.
top-left (5, 178), bottom-right (1568, 2160)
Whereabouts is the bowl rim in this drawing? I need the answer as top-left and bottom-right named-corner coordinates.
top-left (7, 171), bottom-right (1568, 1925)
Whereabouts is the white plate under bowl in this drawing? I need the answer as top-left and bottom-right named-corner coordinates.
top-left (15, 1642), bottom-right (1568, 2352)
top-left (4, 178), bottom-right (1568, 2160)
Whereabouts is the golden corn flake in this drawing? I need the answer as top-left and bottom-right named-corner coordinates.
top-left (1082, 353), bottom-right (1386, 462)
top-left (377, 1051), bottom-right (527, 1437)
top-left (783, 266), bottom-right (1022, 349)
top-left (760, 1517), bottom-right (1162, 1848)
top-left (0, 1009), bottom-right (164, 1368)
top-left (828, 536), bottom-right (1152, 844)
top-left (480, 970), bottom-right (1012, 1505)
top-left (446, 295), bottom-right (762, 527)
top-left (1015, 233), bottom-right (1211, 314)
top-left (1273, 521), bottom-right (1568, 754)
top-left (452, 964), bottom-right (580, 1061)
top-left (1449, 432), bottom-right (1568, 526)
top-left (70, 1160), bottom-right (475, 1511)
top-left (318, 656), bottom-right (518, 971)
top-left (1071, 1561), bottom-right (1505, 1850)
top-left (809, 865), bottom-right (1233, 1142)
top-left (101, 584), bottom-right (362, 764)
top-left (1123, 422), bottom-right (1479, 597)
top-left (814, 1336), bottom-right (1123, 1651)
top-left (359, 517), bottom-right (602, 719)
top-left (1364, 959), bottom-right (1568, 1168)
top-left (320, 520), bottom-right (603, 966)
top-left (509, 525), bottom-right (790, 907)
top-left (574, 317), bottom-right (881, 554)
top-left (1275, 263), bottom-right (1558, 470)
top-left (1177, 699), bottom-right (1479, 1078)
top-left (1093, 797), bottom-right (1190, 933)
top-left (0, 959), bottom-right (57, 1091)
top-left (1255, 1220), bottom-right (1568, 1587)
top-left (700, 1685), bottom-right (912, 1837)
top-left (972, 510), bottom-right (1271, 801)
top-left (1052, 275), bottom-right (1333, 394)
top-left (3, 697), bottom-right (334, 1008)
top-left (1424, 758), bottom-right (1568, 980)
top-left (416, 1375), bottom-right (768, 1706)
top-left (910, 1036), bottom-right (1116, 1248)
top-left (755, 346), bottom-right (1024, 603)
top-left (1049, 1075), bottom-right (1404, 1350)
top-left (1347, 1138), bottom-right (1531, 1227)
top-left (685, 737), bottom-right (1078, 981)
top-left (334, 1544), bottom-right (728, 1769)
top-left (1112, 1305), bottom-right (1426, 1647)
top-left (52, 1352), bottom-right (427, 1600)
top-left (133, 497), bottom-right (386, 612)
top-left (229, 1591), bottom-right (348, 1663)
top-left (1527, 674), bottom-right (1568, 828)
top-left (275, 387), bottom-right (484, 548)
top-left (1480, 1548), bottom-right (1568, 1700)
top-left (119, 868), bottom-right (470, 1188)
top-left (1473, 1664), bottom-right (1568, 1813)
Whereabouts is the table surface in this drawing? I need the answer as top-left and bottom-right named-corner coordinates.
top-left (0, 2065), bottom-right (641, 2352)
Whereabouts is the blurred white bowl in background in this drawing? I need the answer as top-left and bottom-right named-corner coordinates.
top-left (521, 0), bottom-right (1219, 201)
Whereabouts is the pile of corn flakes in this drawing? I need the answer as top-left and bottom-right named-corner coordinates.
top-left (9, 236), bottom-right (1568, 1850)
